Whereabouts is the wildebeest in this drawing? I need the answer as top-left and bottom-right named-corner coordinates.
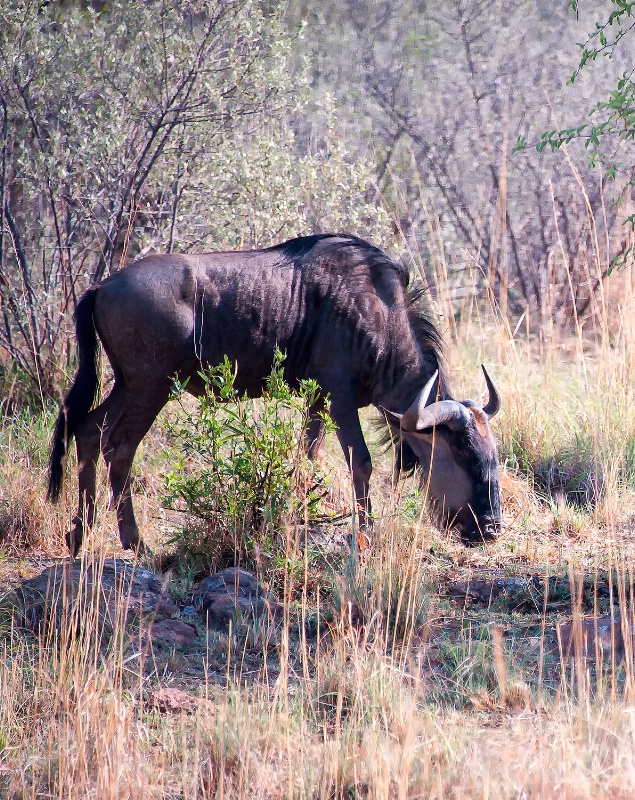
top-left (48, 233), bottom-right (502, 555)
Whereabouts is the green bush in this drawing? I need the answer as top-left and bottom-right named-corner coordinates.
top-left (163, 352), bottom-right (334, 574)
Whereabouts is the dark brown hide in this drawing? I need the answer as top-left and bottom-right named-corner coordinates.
top-left (48, 233), bottom-right (501, 554)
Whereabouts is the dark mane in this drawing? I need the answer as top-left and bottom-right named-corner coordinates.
top-left (404, 281), bottom-right (447, 393)
top-left (379, 264), bottom-right (450, 478)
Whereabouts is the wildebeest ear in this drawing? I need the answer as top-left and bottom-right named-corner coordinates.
top-left (379, 407), bottom-right (402, 429)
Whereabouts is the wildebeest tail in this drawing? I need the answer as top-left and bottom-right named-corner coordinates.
top-left (48, 288), bottom-right (100, 502)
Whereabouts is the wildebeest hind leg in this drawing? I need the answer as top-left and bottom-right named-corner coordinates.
top-left (102, 388), bottom-right (170, 552)
top-left (68, 386), bottom-right (125, 556)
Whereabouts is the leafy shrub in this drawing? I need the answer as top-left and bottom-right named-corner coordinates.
top-left (163, 352), bottom-right (333, 574)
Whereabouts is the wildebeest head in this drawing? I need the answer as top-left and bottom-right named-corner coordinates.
top-left (382, 367), bottom-right (501, 545)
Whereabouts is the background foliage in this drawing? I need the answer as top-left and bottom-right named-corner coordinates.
top-left (2, 0), bottom-right (635, 406)
top-left (0, 0), bottom-right (388, 404)
top-left (290, 0), bottom-right (635, 327)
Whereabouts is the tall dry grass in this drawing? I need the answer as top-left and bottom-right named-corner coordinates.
top-left (3, 512), bottom-right (635, 798)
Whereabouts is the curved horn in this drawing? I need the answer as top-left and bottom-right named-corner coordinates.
top-left (481, 364), bottom-right (501, 419)
top-left (400, 370), bottom-right (439, 431)
top-left (413, 400), bottom-right (471, 432)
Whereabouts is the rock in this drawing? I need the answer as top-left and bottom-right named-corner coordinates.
top-left (202, 592), bottom-right (281, 627)
top-left (194, 567), bottom-right (265, 602)
top-left (148, 618), bottom-right (198, 647)
top-left (6, 557), bottom-right (177, 634)
top-left (146, 687), bottom-right (198, 714)
top-left (447, 575), bottom-right (544, 605)
top-left (192, 567), bottom-right (282, 628)
top-left (182, 605), bottom-right (198, 620)
top-left (557, 612), bottom-right (635, 663)
top-left (445, 573), bottom-right (605, 613)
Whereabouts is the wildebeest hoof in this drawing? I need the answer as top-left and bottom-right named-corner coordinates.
top-left (460, 525), bottom-right (500, 547)
top-left (123, 538), bottom-right (153, 558)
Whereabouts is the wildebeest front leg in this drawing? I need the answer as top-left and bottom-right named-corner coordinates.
top-left (329, 397), bottom-right (373, 528)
